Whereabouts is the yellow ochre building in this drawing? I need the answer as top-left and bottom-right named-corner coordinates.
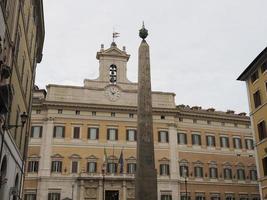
top-left (24, 42), bottom-right (259, 200)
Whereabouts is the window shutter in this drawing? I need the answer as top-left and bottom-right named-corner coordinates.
top-left (87, 128), bottom-right (90, 139)
top-left (179, 166), bottom-right (182, 176)
top-left (115, 163), bottom-right (117, 173)
top-left (115, 129), bottom-right (118, 140)
top-left (48, 193), bottom-right (52, 200)
top-left (39, 126), bottom-right (43, 138)
top-left (160, 164), bottom-right (163, 175)
top-left (62, 127), bottom-right (65, 138)
top-left (200, 167), bottom-right (203, 177)
top-left (134, 130), bottom-right (137, 141)
top-left (107, 129), bottom-right (110, 140)
top-left (239, 139), bottom-right (242, 149)
top-left (166, 132), bottom-right (169, 143)
top-left (87, 162), bottom-right (89, 172)
top-left (220, 137), bottom-right (223, 147)
top-left (194, 167), bottom-right (197, 177)
top-left (96, 128), bottom-right (99, 139)
top-left (233, 138), bottom-right (236, 148)
top-left (53, 126), bottom-right (56, 137)
top-left (177, 133), bottom-right (180, 144)
top-left (30, 127), bottom-right (34, 137)
top-left (158, 132), bottom-right (161, 142)
top-left (167, 164), bottom-right (170, 175)
top-left (245, 139), bottom-right (248, 149)
top-left (184, 134), bottom-right (187, 144)
top-left (199, 135), bottom-right (202, 145)
top-left (206, 136), bottom-right (209, 146)
top-left (209, 168), bottom-right (212, 178)
top-left (126, 130), bottom-right (129, 141)
top-left (192, 135), bottom-right (194, 145)
top-left (95, 162), bottom-right (97, 173)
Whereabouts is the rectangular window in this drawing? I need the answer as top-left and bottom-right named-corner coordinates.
top-left (160, 164), bottom-right (170, 175)
top-left (27, 161), bottom-right (39, 173)
top-left (88, 127), bottom-right (99, 140)
top-left (194, 166), bottom-right (203, 178)
top-left (158, 131), bottom-right (169, 143)
top-left (258, 121), bottom-right (267, 141)
top-left (87, 162), bottom-right (97, 173)
top-left (48, 193), bottom-right (60, 200)
top-left (233, 138), bottom-right (242, 149)
top-left (245, 139), bottom-right (254, 150)
top-left (107, 163), bottom-right (117, 173)
top-left (71, 161), bottom-right (78, 173)
top-left (129, 113), bottom-right (134, 118)
top-left (107, 128), bottom-right (118, 141)
top-left (179, 165), bottom-right (189, 177)
top-left (161, 195), bottom-right (172, 200)
top-left (58, 109), bottom-right (63, 114)
top-left (209, 167), bottom-right (218, 179)
top-left (251, 71), bottom-right (259, 83)
top-left (192, 134), bottom-right (201, 145)
top-left (75, 110), bottom-right (80, 115)
top-left (127, 163), bottom-right (136, 174)
top-left (220, 136), bottom-right (229, 148)
top-left (111, 112), bottom-right (115, 117)
top-left (224, 168), bottom-right (232, 179)
top-left (253, 90), bottom-right (261, 108)
top-left (237, 169), bottom-right (245, 180)
top-left (262, 157), bottom-right (267, 176)
top-left (30, 126), bottom-right (42, 138)
top-left (178, 133), bottom-right (187, 145)
top-left (126, 129), bottom-right (137, 141)
top-left (51, 161), bottom-right (62, 173)
top-left (73, 127), bottom-right (80, 139)
top-left (206, 135), bottom-right (215, 147)
top-left (250, 170), bottom-right (257, 181)
top-left (53, 126), bottom-right (65, 138)
top-left (24, 194), bottom-right (37, 200)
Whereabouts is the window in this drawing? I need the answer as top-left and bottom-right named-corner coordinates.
top-left (195, 193), bottom-right (205, 200)
top-left (92, 111), bottom-right (96, 116)
top-left (160, 164), bottom-right (170, 176)
top-left (262, 157), bottom-right (267, 176)
top-left (71, 161), bottom-right (78, 173)
top-left (225, 194), bottom-right (234, 200)
top-left (192, 134), bottom-right (201, 145)
top-left (206, 135), bottom-right (215, 147)
top-left (51, 161), bottom-right (62, 173)
top-left (179, 118), bottom-right (183, 122)
top-left (73, 127), bottom-right (80, 139)
top-left (245, 139), bottom-right (254, 150)
top-left (158, 131), bottom-right (169, 143)
top-left (179, 165), bottom-right (189, 177)
top-left (57, 109), bottom-right (62, 114)
top-left (126, 129), bottom-right (136, 141)
top-left (48, 192), bottom-right (60, 200)
top-left (36, 109), bottom-right (41, 114)
top-left (220, 136), bottom-right (229, 148)
top-left (258, 121), bottom-right (267, 141)
top-left (194, 166), bottom-right (203, 178)
top-left (88, 128), bottom-right (99, 140)
top-left (233, 138), bottom-right (242, 149)
top-left (210, 194), bottom-right (220, 200)
top-left (53, 126), bottom-right (65, 138)
top-left (107, 163), bottom-right (117, 173)
top-left (27, 161), bottom-right (39, 173)
top-left (161, 115), bottom-right (165, 120)
top-left (250, 169), bottom-right (257, 181)
top-left (251, 71), bottom-right (259, 83)
top-left (161, 195), bottom-right (172, 200)
top-left (109, 64), bottom-right (117, 84)
top-left (127, 163), bottom-right (136, 174)
top-left (261, 62), bottom-right (267, 73)
top-left (111, 112), bottom-right (115, 117)
top-left (193, 119), bottom-right (197, 123)
top-left (253, 90), bottom-right (261, 108)
top-left (209, 167), bottom-right (218, 179)
top-left (75, 110), bottom-right (80, 115)
top-left (178, 133), bottom-right (187, 145)
top-left (30, 126), bottom-right (42, 138)
top-left (24, 194), bottom-right (36, 200)
top-left (87, 162), bottom-right (97, 173)
top-left (224, 168), bottom-right (232, 179)
top-left (237, 169), bottom-right (245, 180)
top-left (129, 113), bottom-right (134, 118)
top-left (107, 128), bottom-right (118, 141)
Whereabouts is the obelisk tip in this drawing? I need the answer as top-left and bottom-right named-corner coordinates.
top-left (139, 21), bottom-right (148, 40)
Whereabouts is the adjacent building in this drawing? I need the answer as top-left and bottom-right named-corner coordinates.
top-left (238, 47), bottom-right (267, 199)
top-left (24, 42), bottom-right (260, 200)
top-left (0, 0), bottom-right (44, 199)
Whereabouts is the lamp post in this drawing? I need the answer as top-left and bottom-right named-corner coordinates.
top-left (183, 168), bottom-right (188, 200)
top-left (102, 168), bottom-right (105, 200)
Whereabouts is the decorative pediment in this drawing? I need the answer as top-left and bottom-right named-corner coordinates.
top-left (86, 155), bottom-right (98, 160)
top-left (28, 154), bottom-right (40, 159)
top-left (208, 160), bottom-right (217, 165)
top-left (236, 162), bottom-right (244, 168)
top-left (69, 154), bottom-right (81, 159)
top-left (108, 155), bottom-right (118, 161)
top-left (96, 46), bottom-right (130, 61)
top-left (159, 157), bottom-right (170, 162)
top-left (193, 160), bottom-right (203, 165)
top-left (179, 159), bottom-right (188, 164)
top-left (223, 162), bottom-right (232, 167)
top-left (51, 153), bottom-right (64, 159)
top-left (126, 156), bottom-right (136, 161)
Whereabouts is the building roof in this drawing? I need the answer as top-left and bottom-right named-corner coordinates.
top-left (237, 46), bottom-right (267, 81)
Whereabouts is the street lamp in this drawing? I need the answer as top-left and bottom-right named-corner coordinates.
top-left (102, 168), bottom-right (105, 200)
top-left (3, 112), bottom-right (28, 130)
top-left (182, 168), bottom-right (188, 200)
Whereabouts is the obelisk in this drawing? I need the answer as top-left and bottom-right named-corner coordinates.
top-left (135, 23), bottom-right (158, 200)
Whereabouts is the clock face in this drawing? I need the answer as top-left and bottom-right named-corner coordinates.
top-left (105, 86), bottom-right (121, 101)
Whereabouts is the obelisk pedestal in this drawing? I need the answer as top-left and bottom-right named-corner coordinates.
top-left (135, 24), bottom-right (158, 200)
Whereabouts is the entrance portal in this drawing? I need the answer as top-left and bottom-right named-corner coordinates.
top-left (105, 190), bottom-right (119, 200)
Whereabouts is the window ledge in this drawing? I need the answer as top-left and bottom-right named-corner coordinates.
top-left (194, 178), bottom-right (204, 181)
top-left (192, 145), bottom-right (201, 149)
top-left (88, 140), bottom-right (99, 144)
top-left (221, 147), bottom-right (230, 151)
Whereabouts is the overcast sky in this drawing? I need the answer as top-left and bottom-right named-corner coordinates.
top-left (36, 0), bottom-right (267, 113)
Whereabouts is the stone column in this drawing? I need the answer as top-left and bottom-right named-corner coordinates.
top-left (122, 180), bottom-right (127, 200)
top-left (135, 24), bottom-right (158, 200)
top-left (79, 180), bottom-right (85, 200)
top-left (98, 179), bottom-right (103, 200)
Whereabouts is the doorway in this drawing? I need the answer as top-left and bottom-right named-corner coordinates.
top-left (105, 190), bottom-right (119, 200)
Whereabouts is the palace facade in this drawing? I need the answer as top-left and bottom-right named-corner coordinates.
top-left (24, 42), bottom-right (259, 200)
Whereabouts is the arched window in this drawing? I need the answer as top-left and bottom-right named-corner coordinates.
top-left (109, 64), bottom-right (117, 84)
